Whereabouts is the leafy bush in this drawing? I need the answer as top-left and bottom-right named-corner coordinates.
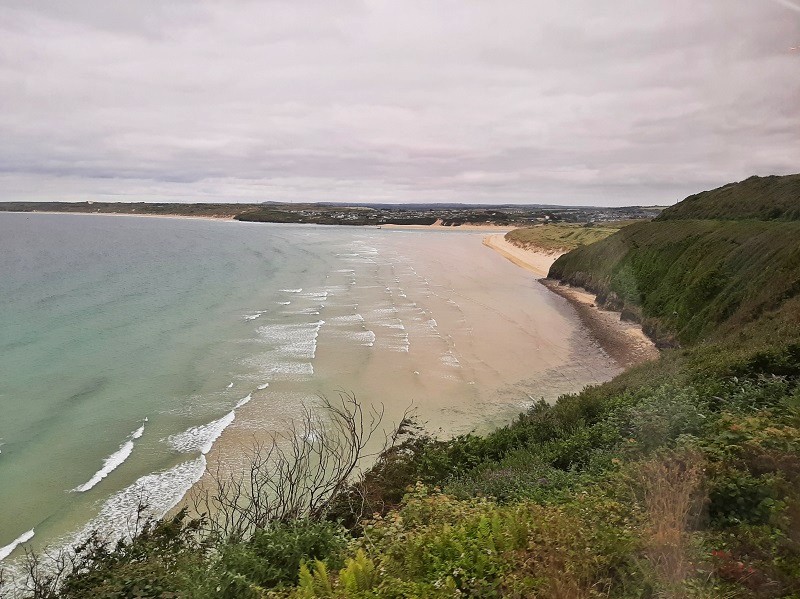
top-left (211, 520), bottom-right (348, 597)
top-left (625, 385), bottom-right (707, 452)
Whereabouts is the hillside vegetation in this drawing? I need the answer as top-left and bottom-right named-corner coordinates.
top-left (656, 174), bottom-right (800, 222)
top-left (549, 219), bottom-right (800, 348)
top-left (4, 175), bottom-right (800, 599)
top-left (504, 221), bottom-right (634, 253)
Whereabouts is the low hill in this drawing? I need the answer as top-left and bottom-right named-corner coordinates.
top-left (549, 175), bottom-right (800, 357)
top-left (549, 219), bottom-right (800, 350)
top-left (504, 221), bottom-right (635, 253)
top-left (656, 173), bottom-right (800, 221)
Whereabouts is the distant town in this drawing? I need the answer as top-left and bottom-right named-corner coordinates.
top-left (0, 201), bottom-right (664, 227)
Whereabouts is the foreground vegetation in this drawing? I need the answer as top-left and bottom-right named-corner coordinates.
top-left (3, 175), bottom-right (799, 598)
top-left (8, 351), bottom-right (797, 598)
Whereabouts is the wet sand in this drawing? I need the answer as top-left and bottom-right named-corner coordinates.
top-left (539, 280), bottom-right (659, 368)
top-left (482, 233), bottom-right (659, 369)
top-left (200, 229), bottom-right (624, 485)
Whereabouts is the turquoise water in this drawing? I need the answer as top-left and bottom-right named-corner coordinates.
top-left (0, 213), bottom-right (346, 561)
top-left (0, 213), bottom-right (621, 569)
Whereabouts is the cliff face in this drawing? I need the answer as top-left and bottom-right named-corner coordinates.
top-left (548, 175), bottom-right (800, 351)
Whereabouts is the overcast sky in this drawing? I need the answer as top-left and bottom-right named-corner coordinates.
top-left (0, 1), bottom-right (798, 206)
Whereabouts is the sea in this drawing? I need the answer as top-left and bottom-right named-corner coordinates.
top-left (0, 212), bottom-right (620, 570)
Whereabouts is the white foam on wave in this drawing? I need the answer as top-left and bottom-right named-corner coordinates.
top-left (65, 456), bottom-right (207, 556)
top-left (235, 394), bottom-right (252, 409)
top-left (277, 301), bottom-right (291, 305)
top-left (0, 529), bottom-right (35, 562)
top-left (302, 291), bottom-right (329, 300)
top-left (281, 288), bottom-right (303, 293)
top-left (343, 256), bottom-right (376, 264)
top-left (244, 313), bottom-right (262, 321)
top-left (323, 284), bottom-right (348, 294)
top-left (72, 421), bottom-right (147, 493)
top-left (441, 351), bottom-right (461, 368)
top-left (260, 361), bottom-right (314, 380)
top-left (168, 411), bottom-right (235, 455)
top-left (343, 330), bottom-right (376, 346)
top-left (257, 320), bottom-right (325, 360)
top-left (398, 332), bottom-right (410, 352)
top-left (226, 382), bottom-right (234, 389)
top-left (329, 313), bottom-right (365, 326)
top-left (73, 442), bottom-right (134, 492)
top-left (378, 331), bottom-right (410, 353)
top-left (257, 383), bottom-right (269, 390)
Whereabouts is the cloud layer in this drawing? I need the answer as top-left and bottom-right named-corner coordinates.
top-left (1, 0), bottom-right (798, 205)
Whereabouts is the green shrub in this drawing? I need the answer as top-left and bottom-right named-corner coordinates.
top-left (625, 385), bottom-right (707, 452)
top-left (212, 520), bottom-right (348, 595)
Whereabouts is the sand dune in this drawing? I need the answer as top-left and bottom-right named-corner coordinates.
top-left (482, 234), bottom-right (563, 278)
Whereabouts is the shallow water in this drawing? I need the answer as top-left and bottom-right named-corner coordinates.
top-left (0, 213), bottom-right (619, 566)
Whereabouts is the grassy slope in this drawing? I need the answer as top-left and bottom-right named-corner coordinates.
top-left (504, 221), bottom-right (632, 252)
top-left (549, 219), bottom-right (800, 349)
top-left (656, 174), bottom-right (800, 222)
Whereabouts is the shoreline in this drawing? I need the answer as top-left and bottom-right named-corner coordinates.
top-left (382, 220), bottom-right (514, 232)
top-left (0, 216), bottom-right (633, 565)
top-left (2, 210), bottom-right (237, 222)
top-left (483, 233), bottom-right (658, 368)
top-left (539, 279), bottom-right (659, 368)
top-left (482, 234), bottom-right (563, 278)
top-left (3, 211), bottom-right (515, 231)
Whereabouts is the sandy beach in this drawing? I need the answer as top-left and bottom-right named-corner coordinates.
top-left (482, 234), bottom-right (563, 278)
top-left (540, 281), bottom-right (659, 368)
top-left (198, 228), bottom-right (625, 485)
top-left (483, 233), bottom-right (659, 368)
top-left (382, 220), bottom-right (515, 232)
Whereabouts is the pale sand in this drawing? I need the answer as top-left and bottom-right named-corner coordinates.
top-left (541, 281), bottom-right (659, 368)
top-left (186, 229), bottom-right (626, 503)
top-left (382, 219), bottom-right (514, 232)
top-left (483, 233), bottom-right (659, 368)
top-left (482, 234), bottom-right (563, 278)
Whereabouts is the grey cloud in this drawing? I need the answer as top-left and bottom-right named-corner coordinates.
top-left (0, 0), bottom-right (798, 206)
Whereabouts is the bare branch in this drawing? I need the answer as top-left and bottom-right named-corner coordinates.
top-left (192, 391), bottom-right (389, 540)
